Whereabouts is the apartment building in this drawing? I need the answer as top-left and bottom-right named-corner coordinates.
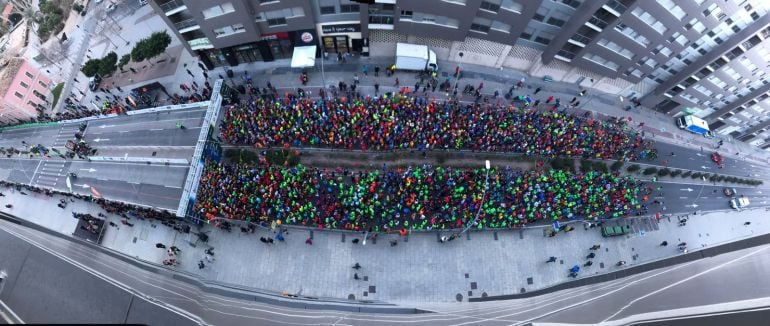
top-left (150, 0), bottom-right (770, 147)
top-left (0, 58), bottom-right (52, 124)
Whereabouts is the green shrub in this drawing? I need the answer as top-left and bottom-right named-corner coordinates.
top-left (682, 170), bottom-right (692, 177)
top-left (594, 161), bottom-right (608, 173)
top-left (691, 172), bottom-right (702, 179)
top-left (643, 167), bottom-right (657, 175)
top-left (670, 169), bottom-right (681, 177)
top-left (580, 159), bottom-right (592, 173)
top-left (265, 149), bottom-right (300, 166)
top-left (610, 161), bottom-right (623, 171)
top-left (626, 164), bottom-right (640, 173)
top-left (657, 168), bottom-right (670, 177)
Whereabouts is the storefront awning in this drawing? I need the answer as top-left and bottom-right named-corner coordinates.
top-left (290, 46), bottom-right (316, 68)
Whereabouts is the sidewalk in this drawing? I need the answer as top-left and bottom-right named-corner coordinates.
top-left (1, 178), bottom-right (769, 303)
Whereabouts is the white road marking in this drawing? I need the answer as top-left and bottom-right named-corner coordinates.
top-left (601, 246), bottom-right (770, 322)
top-left (0, 300), bottom-right (23, 324)
top-left (679, 197), bottom-right (688, 199)
top-left (28, 160), bottom-right (42, 186)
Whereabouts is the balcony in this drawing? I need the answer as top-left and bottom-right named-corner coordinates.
top-left (174, 19), bottom-right (199, 32)
top-left (603, 0), bottom-right (630, 16)
top-left (555, 49), bottom-right (576, 62)
top-left (159, 0), bottom-right (187, 16)
top-left (188, 37), bottom-right (213, 51)
top-left (585, 16), bottom-right (609, 31)
top-left (568, 33), bottom-right (592, 47)
top-left (369, 15), bottom-right (394, 30)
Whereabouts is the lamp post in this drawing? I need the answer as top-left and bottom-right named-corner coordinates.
top-left (454, 52), bottom-right (463, 96)
top-left (460, 160), bottom-right (491, 235)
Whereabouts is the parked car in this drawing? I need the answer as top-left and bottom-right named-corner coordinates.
top-left (601, 225), bottom-right (631, 237)
top-left (88, 74), bottom-right (101, 91)
top-left (723, 188), bottom-right (737, 197)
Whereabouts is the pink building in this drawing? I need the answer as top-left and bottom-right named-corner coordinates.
top-left (0, 58), bottom-right (53, 124)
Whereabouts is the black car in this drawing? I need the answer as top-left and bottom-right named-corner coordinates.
top-left (88, 74), bottom-right (101, 91)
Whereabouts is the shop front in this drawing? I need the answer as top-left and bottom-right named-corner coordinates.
top-left (318, 23), bottom-right (362, 55)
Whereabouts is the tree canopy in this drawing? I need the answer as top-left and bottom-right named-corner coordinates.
top-left (131, 31), bottom-right (171, 62)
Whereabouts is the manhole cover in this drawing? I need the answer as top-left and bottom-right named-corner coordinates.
top-left (456, 293), bottom-right (463, 302)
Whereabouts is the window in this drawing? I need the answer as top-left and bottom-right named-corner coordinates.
top-left (615, 23), bottom-right (650, 47)
top-left (560, 0), bottom-right (581, 9)
top-left (547, 17), bottom-right (565, 27)
top-left (260, 6), bottom-right (304, 25)
top-left (14, 91), bottom-right (23, 99)
top-left (401, 10), bottom-right (413, 18)
top-left (24, 71), bottom-right (33, 78)
top-left (490, 20), bottom-right (511, 33)
top-left (38, 80), bottom-right (47, 88)
top-left (470, 17), bottom-right (491, 33)
top-left (596, 38), bottom-right (634, 59)
top-left (656, 0), bottom-right (686, 20)
top-left (401, 12), bottom-right (459, 28)
top-left (479, 0), bottom-right (500, 12)
top-left (520, 27), bottom-right (534, 40)
top-left (340, 4), bottom-right (359, 13)
top-left (320, 6), bottom-right (335, 15)
top-left (213, 23), bottom-right (245, 37)
top-left (32, 90), bottom-right (45, 101)
top-left (583, 53), bottom-right (620, 71)
top-left (443, 0), bottom-right (466, 4)
top-left (19, 81), bottom-right (29, 88)
top-left (202, 2), bottom-right (234, 19)
top-left (500, 0), bottom-right (523, 13)
top-left (534, 32), bottom-right (553, 45)
top-left (632, 7), bottom-right (667, 34)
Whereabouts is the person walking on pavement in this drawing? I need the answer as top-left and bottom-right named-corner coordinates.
top-left (170, 246), bottom-right (181, 254)
top-left (546, 256), bottom-right (557, 263)
top-left (584, 261), bottom-right (593, 267)
top-left (374, 83), bottom-right (380, 95)
top-left (362, 65), bottom-right (368, 76)
top-left (354, 273), bottom-right (360, 280)
top-left (394, 78), bottom-right (399, 87)
top-left (353, 263), bottom-right (362, 270)
top-left (374, 66), bottom-right (380, 77)
top-left (586, 252), bottom-right (595, 259)
top-left (198, 260), bottom-right (205, 269)
top-left (745, 221), bottom-right (752, 225)
top-left (590, 244), bottom-right (601, 250)
top-left (660, 241), bottom-right (668, 246)
top-left (534, 87), bottom-right (541, 94)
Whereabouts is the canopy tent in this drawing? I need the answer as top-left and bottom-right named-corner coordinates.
top-left (291, 46), bottom-right (317, 68)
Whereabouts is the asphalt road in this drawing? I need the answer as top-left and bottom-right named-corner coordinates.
top-left (0, 109), bottom-right (206, 210)
top-left (646, 141), bottom-right (768, 181)
top-left (3, 218), bottom-right (770, 325)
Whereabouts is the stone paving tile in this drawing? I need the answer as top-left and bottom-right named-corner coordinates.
top-left (1, 182), bottom-right (770, 303)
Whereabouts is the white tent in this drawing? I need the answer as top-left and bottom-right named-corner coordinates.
top-left (290, 46), bottom-right (317, 68)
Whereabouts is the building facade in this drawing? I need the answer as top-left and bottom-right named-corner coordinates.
top-left (0, 58), bottom-right (52, 124)
top-left (150, 0), bottom-right (770, 148)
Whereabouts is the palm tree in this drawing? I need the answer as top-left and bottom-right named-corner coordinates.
top-left (22, 7), bottom-right (38, 30)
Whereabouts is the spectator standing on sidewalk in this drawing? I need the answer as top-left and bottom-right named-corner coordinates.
top-left (362, 65), bottom-right (368, 76)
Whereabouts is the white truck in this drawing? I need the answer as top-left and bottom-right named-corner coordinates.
top-left (395, 43), bottom-right (438, 71)
top-left (730, 196), bottom-right (750, 210)
top-left (676, 115), bottom-right (710, 136)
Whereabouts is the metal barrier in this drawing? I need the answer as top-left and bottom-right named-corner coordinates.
top-left (177, 80), bottom-right (223, 217)
top-left (125, 101), bottom-right (209, 116)
top-left (86, 156), bottom-right (189, 164)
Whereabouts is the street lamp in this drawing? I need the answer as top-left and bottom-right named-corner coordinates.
top-left (454, 52), bottom-right (463, 96)
top-left (460, 160), bottom-right (491, 235)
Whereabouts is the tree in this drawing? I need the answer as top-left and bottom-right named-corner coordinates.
top-left (131, 31), bottom-right (171, 62)
top-left (81, 58), bottom-right (101, 77)
top-left (610, 161), bottom-right (623, 172)
top-left (118, 54), bottom-right (131, 70)
top-left (642, 167), bottom-right (657, 175)
top-left (626, 164), bottom-right (640, 173)
top-left (97, 51), bottom-right (118, 76)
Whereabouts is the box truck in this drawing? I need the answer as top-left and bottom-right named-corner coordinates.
top-left (675, 115), bottom-right (710, 135)
top-left (395, 43), bottom-right (438, 71)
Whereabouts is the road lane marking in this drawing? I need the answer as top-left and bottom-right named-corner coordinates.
top-left (601, 246), bottom-right (770, 322)
top-left (679, 197), bottom-right (688, 199)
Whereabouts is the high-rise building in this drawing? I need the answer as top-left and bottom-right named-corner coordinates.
top-left (149, 0), bottom-right (770, 147)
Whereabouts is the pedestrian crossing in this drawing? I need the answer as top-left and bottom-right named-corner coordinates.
top-left (31, 160), bottom-right (67, 188)
top-left (53, 125), bottom-right (81, 148)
